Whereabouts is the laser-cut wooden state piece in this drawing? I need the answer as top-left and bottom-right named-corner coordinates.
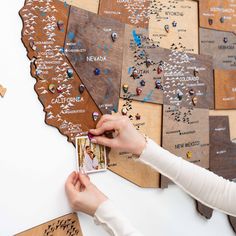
top-left (149, 0), bottom-right (199, 54)
top-left (121, 25), bottom-right (164, 104)
top-left (65, 7), bottom-right (125, 114)
top-left (196, 116), bottom-right (236, 233)
top-left (0, 84), bottom-right (7, 97)
top-left (108, 98), bottom-right (162, 188)
top-left (99, 0), bottom-right (151, 28)
top-left (15, 213), bottom-right (83, 236)
top-left (215, 70), bottom-right (236, 110)
top-left (199, 0), bottom-right (236, 33)
top-left (60, 0), bottom-right (99, 13)
top-left (20, 0), bottom-right (102, 144)
top-left (163, 106), bottom-right (209, 167)
top-left (200, 28), bottom-right (236, 70)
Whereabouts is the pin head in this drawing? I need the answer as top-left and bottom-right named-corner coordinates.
top-left (132, 69), bottom-right (139, 79)
top-left (164, 25), bottom-right (170, 33)
top-left (29, 40), bottom-right (37, 51)
top-left (92, 112), bottom-right (99, 121)
top-left (223, 37), bottom-right (228, 44)
top-left (79, 84), bottom-right (85, 94)
top-left (49, 84), bottom-right (56, 94)
top-left (57, 20), bottom-right (64, 30)
top-left (189, 89), bottom-right (195, 96)
top-left (208, 18), bottom-right (213, 25)
top-left (57, 85), bottom-right (63, 93)
top-left (157, 66), bottom-right (163, 75)
top-left (186, 151), bottom-right (192, 159)
top-left (145, 58), bottom-right (152, 68)
top-left (111, 32), bottom-right (118, 42)
top-left (192, 97), bottom-right (198, 106)
top-left (123, 84), bottom-right (129, 93)
top-left (172, 21), bottom-right (177, 27)
top-left (155, 80), bottom-right (162, 89)
top-left (140, 80), bottom-right (146, 86)
top-left (220, 17), bottom-right (225, 23)
top-left (136, 87), bottom-right (142, 96)
top-left (121, 108), bottom-right (128, 116)
top-left (135, 113), bottom-right (141, 120)
top-left (94, 68), bottom-right (101, 76)
top-left (67, 69), bottom-right (74, 78)
top-left (177, 89), bottom-right (183, 101)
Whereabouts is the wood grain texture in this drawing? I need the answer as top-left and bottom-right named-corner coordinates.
top-left (199, 0), bottom-right (236, 33)
top-left (121, 25), bottom-right (164, 104)
top-left (209, 116), bottom-right (236, 180)
top-left (15, 213), bottom-right (83, 236)
top-left (163, 106), bottom-right (209, 168)
top-left (215, 70), bottom-right (236, 110)
top-left (108, 98), bottom-right (161, 188)
top-left (99, 0), bottom-right (151, 28)
top-left (149, 0), bottom-right (199, 54)
top-left (20, 0), bottom-right (102, 144)
top-left (200, 28), bottom-right (236, 70)
top-left (65, 7), bottom-right (125, 114)
top-left (60, 0), bottom-right (99, 13)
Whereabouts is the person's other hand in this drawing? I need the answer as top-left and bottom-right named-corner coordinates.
top-left (89, 114), bottom-right (146, 156)
top-left (65, 172), bottom-right (108, 216)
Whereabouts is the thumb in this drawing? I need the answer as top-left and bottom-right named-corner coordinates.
top-left (78, 173), bottom-right (91, 187)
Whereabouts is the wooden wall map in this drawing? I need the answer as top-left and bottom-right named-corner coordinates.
top-left (99, 0), bottom-right (151, 28)
top-left (200, 28), bottom-right (236, 70)
top-left (20, 0), bottom-right (102, 144)
top-left (149, 0), bottom-right (199, 54)
top-left (215, 70), bottom-right (236, 110)
top-left (65, 7), bottom-right (125, 114)
top-left (199, 0), bottom-right (236, 33)
top-left (15, 213), bottom-right (83, 236)
top-left (108, 99), bottom-right (162, 188)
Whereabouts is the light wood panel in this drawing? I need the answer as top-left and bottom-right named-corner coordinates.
top-left (60, 0), bottom-right (99, 13)
top-left (16, 213), bottom-right (83, 236)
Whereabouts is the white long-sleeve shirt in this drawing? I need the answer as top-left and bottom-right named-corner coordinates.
top-left (93, 138), bottom-right (236, 236)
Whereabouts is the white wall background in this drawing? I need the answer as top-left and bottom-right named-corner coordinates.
top-left (0, 1), bottom-right (235, 236)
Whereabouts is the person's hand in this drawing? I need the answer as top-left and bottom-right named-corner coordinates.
top-left (89, 114), bottom-right (146, 156)
top-left (65, 172), bottom-right (108, 216)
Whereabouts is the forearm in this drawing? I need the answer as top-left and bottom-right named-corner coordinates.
top-left (139, 139), bottom-right (236, 217)
top-left (94, 200), bottom-right (143, 236)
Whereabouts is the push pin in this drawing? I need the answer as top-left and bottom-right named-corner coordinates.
top-left (121, 108), bottom-right (128, 116)
top-left (132, 69), bottom-right (139, 79)
top-left (208, 18), bottom-right (213, 25)
top-left (186, 151), bottom-right (192, 159)
top-left (157, 65), bottom-right (163, 75)
top-left (136, 87), bottom-right (142, 96)
top-left (92, 112), bottom-right (99, 121)
top-left (192, 97), bottom-right (198, 106)
top-left (140, 80), bottom-right (146, 87)
top-left (88, 132), bottom-right (94, 140)
top-left (155, 80), bottom-right (162, 89)
top-left (57, 20), bottom-right (64, 30)
top-left (145, 58), bottom-right (152, 68)
top-left (193, 69), bottom-right (199, 77)
top-left (223, 37), bottom-right (228, 44)
top-left (0, 85), bottom-right (7, 98)
top-left (94, 68), bottom-right (101, 76)
top-left (29, 40), bottom-right (37, 51)
top-left (164, 25), bottom-right (170, 33)
top-left (49, 84), bottom-right (56, 94)
top-left (172, 21), bottom-right (177, 27)
top-left (67, 69), bottom-right (74, 78)
top-left (135, 113), bottom-right (141, 120)
top-left (79, 84), bottom-right (85, 94)
top-left (220, 17), bottom-right (225, 23)
top-left (177, 89), bottom-right (183, 101)
top-left (123, 84), bottom-right (129, 93)
top-left (189, 89), bottom-right (195, 96)
top-left (111, 32), bottom-right (118, 42)
top-left (57, 85), bottom-right (63, 93)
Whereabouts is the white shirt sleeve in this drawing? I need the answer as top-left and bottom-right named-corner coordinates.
top-left (139, 138), bottom-right (236, 217)
top-left (94, 200), bottom-right (143, 236)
